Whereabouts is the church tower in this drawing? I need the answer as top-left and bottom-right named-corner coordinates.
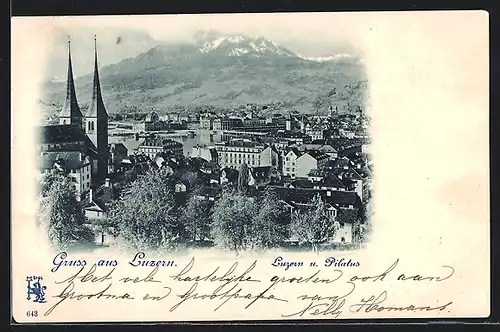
top-left (85, 35), bottom-right (108, 184)
top-left (59, 38), bottom-right (83, 127)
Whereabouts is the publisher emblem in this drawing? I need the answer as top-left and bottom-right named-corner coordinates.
top-left (26, 276), bottom-right (47, 303)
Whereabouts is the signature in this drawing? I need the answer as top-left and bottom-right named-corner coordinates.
top-left (349, 291), bottom-right (453, 313)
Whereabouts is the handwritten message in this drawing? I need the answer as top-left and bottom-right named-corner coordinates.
top-left (43, 252), bottom-right (455, 319)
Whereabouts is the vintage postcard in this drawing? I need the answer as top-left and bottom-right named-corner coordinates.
top-left (11, 11), bottom-right (489, 323)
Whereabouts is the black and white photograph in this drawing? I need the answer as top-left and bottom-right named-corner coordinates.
top-left (11, 11), bottom-right (490, 323)
top-left (35, 15), bottom-right (373, 254)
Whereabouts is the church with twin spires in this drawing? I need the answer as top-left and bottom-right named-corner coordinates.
top-left (38, 36), bottom-right (109, 199)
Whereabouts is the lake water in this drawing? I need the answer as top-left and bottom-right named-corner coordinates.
top-left (108, 130), bottom-right (224, 157)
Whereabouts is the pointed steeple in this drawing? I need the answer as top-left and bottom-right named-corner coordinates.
top-left (59, 36), bottom-right (83, 125)
top-left (84, 35), bottom-right (109, 186)
top-left (86, 35), bottom-right (107, 117)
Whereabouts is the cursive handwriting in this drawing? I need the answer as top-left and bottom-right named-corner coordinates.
top-left (397, 265), bottom-right (455, 282)
top-left (170, 281), bottom-right (286, 312)
top-left (349, 291), bottom-right (453, 313)
top-left (270, 269), bottom-right (343, 285)
top-left (171, 258), bottom-right (261, 287)
top-left (349, 259), bottom-right (399, 282)
top-left (44, 282), bottom-right (134, 316)
top-left (281, 282), bottom-right (356, 318)
top-left (54, 264), bottom-right (115, 284)
top-left (142, 287), bottom-right (173, 301)
top-left (119, 266), bottom-right (161, 284)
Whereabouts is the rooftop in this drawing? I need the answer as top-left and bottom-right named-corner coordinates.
top-left (303, 150), bottom-right (330, 161)
top-left (38, 151), bottom-right (90, 170)
top-left (39, 124), bottom-right (89, 145)
top-left (139, 136), bottom-right (183, 148)
top-left (270, 186), bottom-right (360, 206)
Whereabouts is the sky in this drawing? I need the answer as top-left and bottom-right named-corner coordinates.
top-left (13, 13), bottom-right (368, 79)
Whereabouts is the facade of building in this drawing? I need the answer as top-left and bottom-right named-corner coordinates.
top-left (137, 136), bottom-right (184, 160)
top-left (283, 148), bottom-right (302, 178)
top-left (296, 151), bottom-right (330, 178)
top-left (213, 117), bottom-right (244, 131)
top-left (214, 140), bottom-right (279, 169)
top-left (191, 145), bottom-right (218, 163)
top-left (109, 143), bottom-right (128, 173)
top-left (38, 151), bottom-right (93, 200)
top-left (200, 116), bottom-right (214, 130)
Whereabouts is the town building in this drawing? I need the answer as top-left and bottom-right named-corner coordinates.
top-left (289, 143), bottom-right (338, 158)
top-left (248, 166), bottom-right (282, 189)
top-left (38, 151), bottom-right (93, 200)
top-left (108, 143), bottom-right (128, 173)
top-left (214, 140), bottom-right (279, 169)
top-left (304, 123), bottom-right (325, 140)
top-left (283, 147), bottom-right (302, 178)
top-left (213, 117), bottom-right (244, 130)
top-left (199, 115), bottom-right (215, 130)
top-left (295, 151), bottom-right (330, 178)
top-left (191, 145), bottom-right (218, 163)
top-left (137, 136), bottom-right (184, 159)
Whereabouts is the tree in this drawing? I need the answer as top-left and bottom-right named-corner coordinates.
top-left (124, 167), bottom-right (138, 183)
top-left (38, 169), bottom-right (67, 198)
top-left (210, 189), bottom-right (256, 255)
top-left (290, 194), bottom-right (333, 253)
top-left (336, 208), bottom-right (359, 225)
top-left (237, 163), bottom-right (250, 194)
top-left (181, 189), bottom-right (212, 242)
top-left (250, 190), bottom-right (289, 250)
top-left (39, 177), bottom-right (95, 250)
top-left (108, 169), bottom-right (183, 252)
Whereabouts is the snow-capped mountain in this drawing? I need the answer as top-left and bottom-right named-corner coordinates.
top-left (43, 30), bottom-right (366, 112)
top-left (197, 35), bottom-right (297, 57)
top-left (298, 53), bottom-right (356, 62)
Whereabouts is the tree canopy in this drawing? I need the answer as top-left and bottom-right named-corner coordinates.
top-left (108, 169), bottom-right (183, 251)
top-left (38, 176), bottom-right (94, 249)
top-left (290, 194), bottom-right (335, 252)
top-left (210, 189), bottom-right (256, 255)
top-left (181, 188), bottom-right (213, 243)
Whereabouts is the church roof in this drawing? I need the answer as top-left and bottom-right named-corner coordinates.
top-left (85, 36), bottom-right (107, 118)
top-left (38, 151), bottom-right (91, 170)
top-left (38, 125), bottom-right (99, 155)
top-left (59, 40), bottom-right (83, 120)
top-left (39, 124), bottom-right (88, 144)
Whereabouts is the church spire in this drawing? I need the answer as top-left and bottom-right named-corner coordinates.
top-left (59, 36), bottom-right (83, 125)
top-left (84, 34), bottom-right (109, 186)
top-left (86, 34), bottom-right (107, 117)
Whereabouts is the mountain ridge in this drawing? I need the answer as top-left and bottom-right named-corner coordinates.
top-left (41, 33), bottom-right (367, 115)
